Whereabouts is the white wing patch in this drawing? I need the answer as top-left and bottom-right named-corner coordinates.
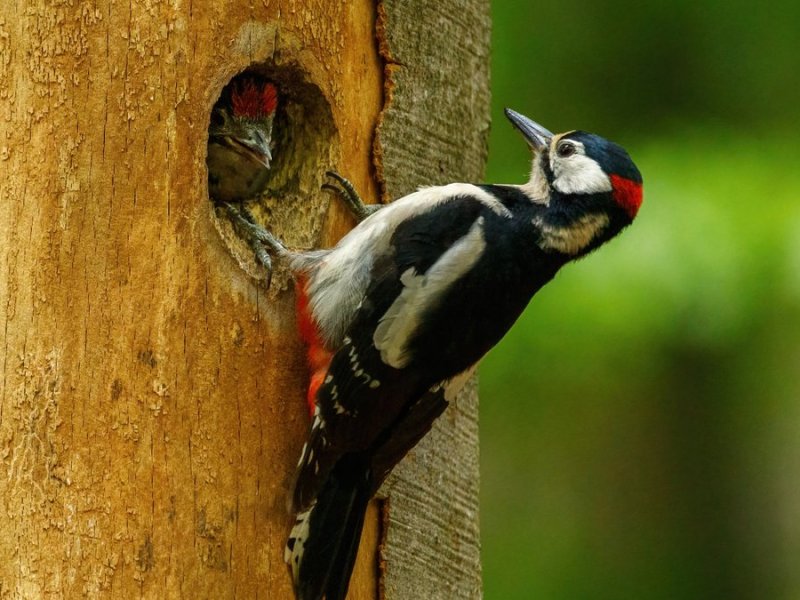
top-left (429, 183), bottom-right (512, 218)
top-left (373, 217), bottom-right (487, 369)
top-left (296, 184), bottom-right (508, 348)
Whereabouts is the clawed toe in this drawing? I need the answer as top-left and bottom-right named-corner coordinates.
top-left (322, 171), bottom-right (381, 222)
top-left (223, 203), bottom-right (286, 287)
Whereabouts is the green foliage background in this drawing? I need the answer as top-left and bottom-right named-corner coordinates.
top-left (480, 2), bottom-right (800, 598)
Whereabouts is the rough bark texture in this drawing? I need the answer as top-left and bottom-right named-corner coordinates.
top-left (0, 0), bottom-right (489, 597)
top-left (374, 2), bottom-right (490, 599)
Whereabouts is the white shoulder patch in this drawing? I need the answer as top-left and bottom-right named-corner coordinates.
top-left (413, 183), bottom-right (512, 218)
top-left (301, 184), bottom-right (507, 348)
top-left (373, 217), bottom-right (487, 369)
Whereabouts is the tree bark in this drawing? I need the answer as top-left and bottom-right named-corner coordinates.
top-left (0, 0), bottom-right (489, 598)
top-left (374, 3), bottom-right (489, 598)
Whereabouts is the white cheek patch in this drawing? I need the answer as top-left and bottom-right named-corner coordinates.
top-left (551, 144), bottom-right (613, 195)
top-left (374, 217), bottom-right (487, 369)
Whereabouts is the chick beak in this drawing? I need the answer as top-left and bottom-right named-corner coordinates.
top-left (255, 144), bottom-right (272, 169)
top-left (504, 108), bottom-right (553, 152)
top-left (227, 136), bottom-right (272, 169)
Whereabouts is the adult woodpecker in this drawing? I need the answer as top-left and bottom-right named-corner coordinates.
top-left (207, 77), bottom-right (278, 203)
top-left (228, 108), bottom-right (642, 600)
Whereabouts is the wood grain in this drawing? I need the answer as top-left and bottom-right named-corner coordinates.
top-left (0, 0), bottom-right (489, 597)
top-left (0, 1), bottom-right (382, 597)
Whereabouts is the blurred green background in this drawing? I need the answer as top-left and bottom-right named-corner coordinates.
top-left (480, 1), bottom-right (800, 598)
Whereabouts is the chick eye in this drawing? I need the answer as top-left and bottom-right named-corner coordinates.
top-left (557, 142), bottom-right (576, 158)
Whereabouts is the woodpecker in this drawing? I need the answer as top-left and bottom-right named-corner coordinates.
top-left (207, 77), bottom-right (278, 203)
top-left (228, 108), bottom-right (642, 600)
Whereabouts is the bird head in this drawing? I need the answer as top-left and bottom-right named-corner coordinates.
top-left (504, 108), bottom-right (642, 257)
top-left (207, 79), bottom-right (278, 202)
top-left (505, 108), bottom-right (643, 222)
top-left (209, 79), bottom-right (278, 170)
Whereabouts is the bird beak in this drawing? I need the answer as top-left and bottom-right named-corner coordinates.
top-left (259, 145), bottom-right (272, 169)
top-left (246, 142), bottom-right (272, 169)
top-left (227, 136), bottom-right (272, 169)
top-left (504, 108), bottom-right (553, 152)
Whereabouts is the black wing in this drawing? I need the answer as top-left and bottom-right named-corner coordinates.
top-left (292, 194), bottom-right (494, 510)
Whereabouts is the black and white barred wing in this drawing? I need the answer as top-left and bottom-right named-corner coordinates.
top-left (292, 188), bottom-right (506, 512)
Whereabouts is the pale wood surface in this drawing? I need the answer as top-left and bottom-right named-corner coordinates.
top-left (0, 0), bottom-right (489, 597)
top-left (0, 2), bottom-right (381, 597)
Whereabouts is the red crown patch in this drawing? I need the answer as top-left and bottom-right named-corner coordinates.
top-left (231, 79), bottom-right (278, 119)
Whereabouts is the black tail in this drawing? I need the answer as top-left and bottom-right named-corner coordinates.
top-left (286, 455), bottom-right (372, 600)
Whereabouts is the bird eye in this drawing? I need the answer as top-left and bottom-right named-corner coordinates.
top-left (557, 142), bottom-right (576, 158)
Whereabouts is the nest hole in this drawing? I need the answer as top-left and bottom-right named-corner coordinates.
top-left (207, 63), bottom-right (338, 286)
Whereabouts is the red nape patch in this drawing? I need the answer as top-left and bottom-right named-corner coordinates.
top-left (610, 174), bottom-right (643, 219)
top-left (231, 79), bottom-right (278, 119)
top-left (295, 278), bottom-right (332, 416)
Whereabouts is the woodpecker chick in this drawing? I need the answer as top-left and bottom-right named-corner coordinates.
top-left (207, 78), bottom-right (278, 203)
top-left (236, 109), bottom-right (642, 600)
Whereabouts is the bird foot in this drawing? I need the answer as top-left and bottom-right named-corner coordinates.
top-left (223, 203), bottom-right (287, 287)
top-left (322, 171), bottom-right (381, 222)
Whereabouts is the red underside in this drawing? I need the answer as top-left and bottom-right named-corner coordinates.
top-left (610, 174), bottom-right (643, 219)
top-left (295, 276), bottom-right (332, 417)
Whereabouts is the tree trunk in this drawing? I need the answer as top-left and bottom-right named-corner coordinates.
top-left (0, 0), bottom-right (489, 598)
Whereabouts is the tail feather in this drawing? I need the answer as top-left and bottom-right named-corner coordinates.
top-left (286, 456), bottom-right (372, 600)
top-left (323, 487), bottom-right (369, 600)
